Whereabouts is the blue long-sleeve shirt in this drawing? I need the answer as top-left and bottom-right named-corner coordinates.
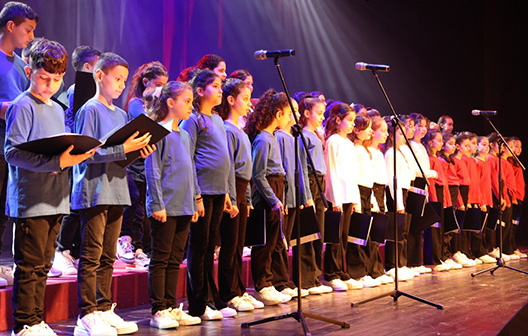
top-left (145, 120), bottom-right (196, 217)
top-left (64, 84), bottom-right (75, 132)
top-left (299, 129), bottom-right (326, 176)
top-left (251, 130), bottom-right (285, 207)
top-left (1, 52), bottom-right (30, 155)
top-left (276, 129), bottom-right (312, 208)
top-left (71, 98), bottom-right (130, 209)
top-left (180, 111), bottom-right (230, 196)
top-left (4, 91), bottom-right (69, 218)
top-left (225, 121), bottom-right (252, 206)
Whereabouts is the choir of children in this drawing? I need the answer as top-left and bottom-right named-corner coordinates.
top-left (1, 2), bottom-right (526, 336)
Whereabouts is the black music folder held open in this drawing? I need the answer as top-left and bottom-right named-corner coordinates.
top-left (461, 207), bottom-right (484, 232)
top-left (444, 207), bottom-right (460, 233)
top-left (290, 206), bottom-right (321, 247)
top-left (14, 133), bottom-right (102, 156)
top-left (101, 114), bottom-right (171, 168)
top-left (405, 187), bottom-right (427, 217)
top-left (484, 207), bottom-right (500, 230)
top-left (348, 212), bottom-right (373, 246)
top-left (324, 210), bottom-right (342, 244)
top-left (385, 212), bottom-right (406, 242)
top-left (72, 71), bottom-right (96, 117)
top-left (244, 208), bottom-right (266, 247)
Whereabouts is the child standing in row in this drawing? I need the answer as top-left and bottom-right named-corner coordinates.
top-left (73, 52), bottom-right (154, 336)
top-left (145, 81), bottom-right (202, 329)
top-left (244, 89), bottom-right (291, 305)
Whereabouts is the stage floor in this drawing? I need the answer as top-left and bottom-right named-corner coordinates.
top-left (2, 258), bottom-right (527, 335)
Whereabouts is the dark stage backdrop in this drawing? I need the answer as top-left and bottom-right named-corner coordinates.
top-left (4, 0), bottom-right (528, 241)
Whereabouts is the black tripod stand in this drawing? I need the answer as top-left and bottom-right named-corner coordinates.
top-left (472, 116), bottom-right (527, 277)
top-left (350, 70), bottom-right (442, 310)
top-left (241, 57), bottom-right (349, 335)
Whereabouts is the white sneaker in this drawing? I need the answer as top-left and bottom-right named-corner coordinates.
top-left (307, 286), bottom-right (324, 295)
top-left (502, 254), bottom-right (513, 261)
top-left (242, 293), bottom-right (264, 309)
top-left (385, 268), bottom-right (413, 281)
top-left (452, 252), bottom-right (474, 267)
top-left (272, 287), bottom-right (292, 303)
top-left (13, 322), bottom-right (56, 336)
top-left (150, 308), bottom-right (178, 329)
top-left (73, 312), bottom-right (117, 336)
top-left (53, 250), bottom-right (78, 276)
top-left (116, 236), bottom-right (135, 264)
top-left (317, 284), bottom-right (333, 294)
top-left (444, 259), bottom-right (463, 269)
top-left (170, 303), bottom-right (201, 325)
top-left (404, 267), bottom-right (421, 276)
top-left (97, 303), bottom-right (138, 334)
top-left (479, 255), bottom-right (497, 264)
top-left (329, 279), bottom-right (348, 291)
top-left (134, 249), bottom-right (150, 268)
top-left (344, 278), bottom-right (364, 290)
top-left (488, 248), bottom-right (500, 259)
top-left (510, 253), bottom-right (521, 260)
top-left (253, 286), bottom-right (282, 305)
top-left (359, 275), bottom-right (381, 288)
top-left (219, 307), bottom-right (237, 318)
top-left (280, 287), bottom-right (298, 298)
top-left (433, 263), bottom-right (450, 272)
top-left (375, 274), bottom-right (394, 284)
top-left (474, 258), bottom-right (483, 264)
top-left (228, 295), bottom-right (254, 312)
top-left (200, 306), bottom-right (223, 321)
top-left (0, 265), bottom-right (14, 286)
top-left (0, 277), bottom-right (7, 288)
top-left (514, 249), bottom-right (528, 258)
top-left (47, 267), bottom-right (62, 278)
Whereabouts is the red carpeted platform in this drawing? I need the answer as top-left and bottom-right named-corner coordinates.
top-left (0, 257), bottom-right (255, 331)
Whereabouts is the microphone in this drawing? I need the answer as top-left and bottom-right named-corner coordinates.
top-left (254, 49), bottom-right (295, 60)
top-left (472, 110), bottom-right (497, 116)
top-left (355, 62), bottom-right (390, 72)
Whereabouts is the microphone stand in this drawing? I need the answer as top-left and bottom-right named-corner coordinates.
top-left (350, 70), bottom-right (442, 310)
top-left (472, 116), bottom-right (528, 277)
top-left (241, 57), bottom-right (350, 334)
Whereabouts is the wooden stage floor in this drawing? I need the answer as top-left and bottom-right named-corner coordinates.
top-left (3, 258), bottom-right (527, 336)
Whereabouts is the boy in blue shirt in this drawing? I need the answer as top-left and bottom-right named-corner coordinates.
top-left (5, 38), bottom-right (94, 336)
top-left (72, 52), bottom-right (154, 336)
top-left (0, 1), bottom-right (38, 286)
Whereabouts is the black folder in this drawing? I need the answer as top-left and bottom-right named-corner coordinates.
top-left (484, 207), bottom-right (500, 230)
top-left (385, 212), bottom-right (406, 242)
top-left (72, 71), bottom-right (96, 116)
top-left (324, 210), bottom-right (341, 244)
top-left (444, 206), bottom-right (460, 233)
top-left (348, 212), bottom-right (373, 246)
top-left (290, 206), bottom-right (321, 247)
top-left (461, 208), bottom-right (484, 232)
top-left (405, 187), bottom-right (427, 217)
top-left (429, 201), bottom-right (442, 229)
top-left (370, 212), bottom-right (389, 244)
top-left (414, 177), bottom-right (427, 190)
top-left (410, 202), bottom-right (441, 234)
top-left (14, 133), bottom-right (102, 156)
top-left (101, 114), bottom-right (171, 168)
top-left (244, 208), bottom-right (266, 247)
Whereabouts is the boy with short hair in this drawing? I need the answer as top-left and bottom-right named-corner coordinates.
top-left (72, 52), bottom-right (154, 336)
top-left (0, 1), bottom-right (38, 287)
top-left (52, 45), bottom-right (102, 277)
top-left (5, 38), bottom-right (94, 336)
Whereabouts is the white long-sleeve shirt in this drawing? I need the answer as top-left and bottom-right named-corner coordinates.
top-left (324, 134), bottom-right (360, 208)
top-left (355, 144), bottom-right (375, 189)
top-left (370, 146), bottom-right (388, 212)
top-left (410, 140), bottom-right (438, 179)
top-left (385, 147), bottom-right (413, 211)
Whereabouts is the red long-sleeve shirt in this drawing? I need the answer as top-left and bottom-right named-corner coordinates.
top-left (476, 157), bottom-right (493, 207)
top-left (463, 155), bottom-right (481, 205)
top-left (429, 155), bottom-right (452, 207)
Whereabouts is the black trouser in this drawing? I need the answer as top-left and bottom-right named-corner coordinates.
top-left (310, 175), bottom-right (325, 286)
top-left (56, 170), bottom-right (82, 259)
top-left (121, 174), bottom-right (150, 253)
top-left (149, 215), bottom-right (191, 315)
top-left (443, 185), bottom-right (459, 260)
top-left (347, 186), bottom-right (372, 279)
top-left (368, 184), bottom-right (386, 277)
top-left (187, 194), bottom-right (225, 316)
top-left (11, 215), bottom-right (61, 333)
top-left (77, 205), bottom-right (123, 317)
top-left (219, 179), bottom-right (250, 302)
top-left (272, 206), bottom-right (296, 291)
top-left (424, 185), bottom-right (444, 265)
top-left (500, 201), bottom-right (514, 255)
top-left (385, 189), bottom-right (409, 270)
top-left (0, 156), bottom-right (9, 253)
top-left (250, 176), bottom-right (284, 292)
top-left (452, 185), bottom-right (469, 255)
top-left (324, 202), bottom-right (352, 281)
